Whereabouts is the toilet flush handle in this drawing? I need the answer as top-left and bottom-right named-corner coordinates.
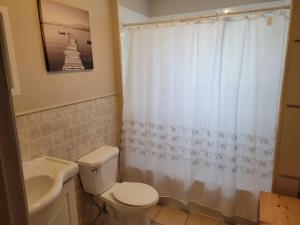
top-left (91, 168), bottom-right (98, 173)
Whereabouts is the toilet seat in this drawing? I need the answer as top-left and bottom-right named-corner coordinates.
top-left (112, 182), bottom-right (159, 207)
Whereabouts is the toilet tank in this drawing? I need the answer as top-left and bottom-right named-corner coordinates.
top-left (77, 146), bottom-right (119, 195)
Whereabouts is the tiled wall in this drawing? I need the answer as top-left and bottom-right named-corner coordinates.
top-left (15, 95), bottom-right (119, 162)
top-left (15, 95), bottom-right (120, 225)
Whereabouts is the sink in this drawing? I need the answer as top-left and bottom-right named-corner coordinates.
top-left (22, 157), bottom-right (78, 215)
top-left (25, 174), bottom-right (54, 206)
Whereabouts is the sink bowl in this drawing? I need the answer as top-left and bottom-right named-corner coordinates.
top-left (25, 174), bottom-right (54, 207)
top-left (23, 157), bottom-right (78, 215)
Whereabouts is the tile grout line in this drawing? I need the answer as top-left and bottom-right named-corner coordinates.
top-left (152, 205), bottom-right (222, 225)
top-left (152, 223), bottom-right (164, 225)
top-left (152, 205), bottom-right (163, 223)
top-left (183, 212), bottom-right (190, 225)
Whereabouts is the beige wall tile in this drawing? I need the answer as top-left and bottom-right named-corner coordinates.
top-left (40, 122), bottom-right (52, 137)
top-left (16, 116), bottom-right (26, 130)
top-left (19, 144), bottom-right (30, 161)
top-left (17, 129), bottom-right (28, 145)
top-left (27, 126), bottom-right (41, 141)
top-left (15, 95), bottom-right (119, 163)
top-left (25, 112), bottom-right (44, 127)
top-left (28, 140), bottom-right (43, 158)
top-left (51, 119), bottom-right (64, 133)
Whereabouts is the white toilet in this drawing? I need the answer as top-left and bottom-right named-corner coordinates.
top-left (77, 146), bottom-right (159, 225)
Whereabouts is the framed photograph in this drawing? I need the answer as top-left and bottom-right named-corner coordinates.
top-left (38, 0), bottom-right (94, 72)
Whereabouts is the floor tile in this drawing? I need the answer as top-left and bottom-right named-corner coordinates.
top-left (148, 205), bottom-right (162, 221)
top-left (154, 206), bottom-right (188, 225)
top-left (185, 213), bottom-right (220, 225)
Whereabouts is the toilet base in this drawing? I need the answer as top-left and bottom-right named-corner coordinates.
top-left (126, 215), bottom-right (152, 225)
top-left (105, 204), bottom-right (153, 225)
top-left (97, 183), bottom-right (158, 225)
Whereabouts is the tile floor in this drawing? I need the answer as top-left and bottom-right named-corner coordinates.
top-left (149, 206), bottom-right (226, 225)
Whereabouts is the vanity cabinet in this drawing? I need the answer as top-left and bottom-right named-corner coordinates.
top-left (29, 178), bottom-right (79, 225)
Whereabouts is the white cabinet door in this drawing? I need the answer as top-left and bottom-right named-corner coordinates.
top-left (48, 196), bottom-right (73, 225)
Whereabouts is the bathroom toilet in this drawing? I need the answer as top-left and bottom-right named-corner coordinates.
top-left (77, 146), bottom-right (159, 225)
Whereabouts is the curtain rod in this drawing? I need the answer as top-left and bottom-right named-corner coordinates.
top-left (122, 5), bottom-right (290, 27)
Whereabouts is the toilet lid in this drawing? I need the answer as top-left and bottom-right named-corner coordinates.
top-left (112, 182), bottom-right (159, 207)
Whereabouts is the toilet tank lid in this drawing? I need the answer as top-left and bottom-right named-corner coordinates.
top-left (77, 146), bottom-right (119, 167)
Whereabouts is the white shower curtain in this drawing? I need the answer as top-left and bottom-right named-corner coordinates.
top-left (121, 10), bottom-right (289, 222)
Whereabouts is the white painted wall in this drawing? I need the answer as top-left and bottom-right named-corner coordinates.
top-left (119, 0), bottom-right (150, 16)
top-left (148, 0), bottom-right (291, 22)
top-left (149, 0), bottom-right (287, 17)
top-left (119, 0), bottom-right (290, 24)
top-left (119, 6), bottom-right (149, 23)
top-left (0, 0), bottom-right (118, 114)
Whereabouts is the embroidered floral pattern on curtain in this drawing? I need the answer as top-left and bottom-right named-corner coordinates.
top-left (121, 9), bottom-right (290, 222)
top-left (122, 120), bottom-right (275, 177)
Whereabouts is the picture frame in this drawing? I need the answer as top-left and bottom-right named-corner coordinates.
top-left (38, 0), bottom-right (94, 72)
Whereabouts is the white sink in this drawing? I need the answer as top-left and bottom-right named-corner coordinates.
top-left (23, 157), bottom-right (78, 215)
top-left (25, 174), bottom-right (54, 206)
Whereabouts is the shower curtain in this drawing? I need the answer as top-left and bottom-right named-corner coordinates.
top-left (121, 10), bottom-right (289, 221)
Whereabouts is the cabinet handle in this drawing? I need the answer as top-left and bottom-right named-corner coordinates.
top-left (295, 39), bottom-right (300, 42)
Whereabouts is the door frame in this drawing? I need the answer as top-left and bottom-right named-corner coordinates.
top-left (0, 14), bottom-right (29, 225)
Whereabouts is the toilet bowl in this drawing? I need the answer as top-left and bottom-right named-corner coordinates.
top-left (100, 182), bottom-right (159, 225)
top-left (77, 146), bottom-right (159, 225)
